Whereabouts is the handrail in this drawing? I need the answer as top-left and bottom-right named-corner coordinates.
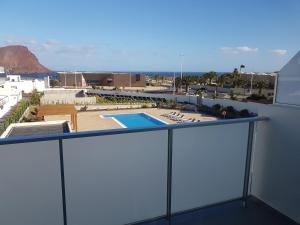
top-left (0, 116), bottom-right (268, 145)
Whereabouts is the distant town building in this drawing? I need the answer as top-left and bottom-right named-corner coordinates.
top-left (241, 72), bottom-right (276, 86)
top-left (0, 67), bottom-right (5, 74)
top-left (0, 75), bottom-right (48, 93)
top-left (58, 72), bottom-right (146, 87)
top-left (0, 86), bottom-right (22, 118)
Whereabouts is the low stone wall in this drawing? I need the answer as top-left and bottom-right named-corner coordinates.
top-left (75, 103), bottom-right (154, 111)
top-left (41, 96), bottom-right (96, 105)
top-left (41, 89), bottom-right (96, 105)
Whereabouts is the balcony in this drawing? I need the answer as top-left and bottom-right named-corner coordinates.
top-left (0, 115), bottom-right (299, 225)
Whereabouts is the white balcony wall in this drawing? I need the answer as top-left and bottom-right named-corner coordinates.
top-left (251, 104), bottom-right (300, 223)
top-left (196, 97), bottom-right (300, 223)
top-left (0, 141), bottom-right (64, 225)
top-left (171, 123), bottom-right (249, 213)
top-left (62, 131), bottom-right (168, 225)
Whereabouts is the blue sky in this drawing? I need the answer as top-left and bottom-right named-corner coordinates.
top-left (0, 0), bottom-right (299, 72)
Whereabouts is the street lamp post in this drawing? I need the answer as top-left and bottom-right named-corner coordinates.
top-left (129, 71), bottom-right (132, 89)
top-left (74, 72), bottom-right (77, 88)
top-left (180, 54), bottom-right (184, 92)
top-left (173, 72), bottom-right (176, 95)
top-left (64, 73), bottom-right (66, 88)
top-left (250, 73), bottom-right (254, 95)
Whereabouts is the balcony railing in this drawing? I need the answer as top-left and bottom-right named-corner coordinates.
top-left (0, 95), bottom-right (9, 107)
top-left (0, 117), bottom-right (267, 225)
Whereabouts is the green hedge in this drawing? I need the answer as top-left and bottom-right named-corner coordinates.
top-left (198, 103), bottom-right (256, 119)
top-left (0, 100), bottom-right (30, 133)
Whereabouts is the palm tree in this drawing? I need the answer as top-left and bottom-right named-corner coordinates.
top-left (202, 71), bottom-right (217, 85)
top-left (175, 77), bottom-right (182, 93)
top-left (232, 68), bottom-right (241, 88)
top-left (182, 76), bottom-right (193, 92)
top-left (217, 74), bottom-right (227, 88)
top-left (254, 80), bottom-right (268, 95)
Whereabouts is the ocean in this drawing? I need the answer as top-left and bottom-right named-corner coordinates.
top-left (16, 71), bottom-right (226, 79)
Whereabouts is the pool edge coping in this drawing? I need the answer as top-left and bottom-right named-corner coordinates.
top-left (99, 112), bottom-right (169, 128)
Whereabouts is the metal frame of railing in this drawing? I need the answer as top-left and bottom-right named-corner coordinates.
top-left (0, 116), bottom-right (268, 225)
top-left (0, 96), bottom-right (9, 107)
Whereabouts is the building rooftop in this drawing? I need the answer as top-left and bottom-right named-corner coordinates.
top-left (1, 121), bottom-right (70, 138)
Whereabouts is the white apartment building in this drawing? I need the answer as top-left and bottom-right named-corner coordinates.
top-left (0, 87), bottom-right (22, 118)
top-left (3, 75), bottom-right (48, 93)
top-left (0, 73), bottom-right (48, 118)
top-left (0, 67), bottom-right (4, 74)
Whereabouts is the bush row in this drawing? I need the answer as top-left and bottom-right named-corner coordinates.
top-left (0, 100), bottom-right (30, 133)
top-left (94, 95), bottom-right (157, 105)
top-left (198, 104), bottom-right (256, 119)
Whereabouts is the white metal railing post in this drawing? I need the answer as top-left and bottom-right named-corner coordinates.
top-left (243, 121), bottom-right (255, 207)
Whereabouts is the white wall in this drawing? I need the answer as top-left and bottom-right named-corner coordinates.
top-left (42, 89), bottom-right (96, 105)
top-left (145, 92), bottom-right (300, 223)
top-left (193, 98), bottom-right (300, 223)
top-left (5, 79), bottom-right (46, 93)
top-left (0, 96), bottom-right (11, 118)
top-left (275, 51), bottom-right (300, 106)
top-left (63, 131), bottom-right (168, 225)
top-left (172, 123), bottom-right (249, 213)
top-left (0, 141), bottom-right (64, 225)
top-left (0, 89), bottom-right (22, 118)
top-left (251, 104), bottom-right (300, 223)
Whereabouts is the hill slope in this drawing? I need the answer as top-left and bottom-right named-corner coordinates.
top-left (0, 45), bottom-right (51, 74)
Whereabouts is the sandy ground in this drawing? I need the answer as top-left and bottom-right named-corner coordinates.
top-left (44, 108), bottom-right (217, 132)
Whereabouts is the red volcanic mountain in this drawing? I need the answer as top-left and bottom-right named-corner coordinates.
top-left (0, 45), bottom-right (51, 74)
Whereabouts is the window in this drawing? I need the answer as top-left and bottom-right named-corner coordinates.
top-left (136, 74), bottom-right (141, 82)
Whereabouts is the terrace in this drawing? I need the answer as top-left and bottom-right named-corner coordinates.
top-left (44, 108), bottom-right (217, 131)
top-left (0, 52), bottom-right (299, 225)
top-left (0, 107), bottom-right (299, 225)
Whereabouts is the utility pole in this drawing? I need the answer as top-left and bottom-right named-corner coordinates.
top-left (74, 72), bottom-right (77, 89)
top-left (173, 72), bottom-right (176, 95)
top-left (64, 72), bottom-right (67, 88)
top-left (129, 71), bottom-right (132, 89)
top-left (180, 53), bottom-right (184, 93)
top-left (250, 73), bottom-right (254, 95)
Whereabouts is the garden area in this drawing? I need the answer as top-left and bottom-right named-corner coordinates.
top-left (198, 104), bottom-right (256, 119)
top-left (0, 92), bottom-right (43, 134)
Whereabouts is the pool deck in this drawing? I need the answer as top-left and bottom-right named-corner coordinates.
top-left (44, 108), bottom-right (217, 132)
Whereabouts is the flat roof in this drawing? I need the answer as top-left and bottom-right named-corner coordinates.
top-left (2, 121), bottom-right (71, 138)
top-left (58, 71), bottom-right (129, 74)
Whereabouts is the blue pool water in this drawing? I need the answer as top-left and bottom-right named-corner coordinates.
top-left (103, 113), bottom-right (166, 128)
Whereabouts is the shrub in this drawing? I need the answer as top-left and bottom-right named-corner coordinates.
top-left (230, 90), bottom-right (237, 100)
top-left (95, 95), bottom-right (106, 104)
top-left (2, 100), bottom-right (30, 128)
top-left (239, 109), bottom-right (250, 117)
top-left (212, 104), bottom-right (221, 113)
top-left (112, 86), bottom-right (121, 91)
top-left (29, 91), bottom-right (42, 105)
top-left (80, 105), bottom-right (88, 111)
top-left (197, 104), bottom-right (211, 113)
top-left (223, 106), bottom-right (238, 118)
top-left (247, 94), bottom-right (267, 101)
top-left (50, 79), bottom-right (60, 87)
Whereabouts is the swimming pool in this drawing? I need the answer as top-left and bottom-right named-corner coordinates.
top-left (102, 113), bottom-right (167, 128)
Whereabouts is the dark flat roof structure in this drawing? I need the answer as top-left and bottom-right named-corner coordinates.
top-left (6, 123), bottom-right (70, 138)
